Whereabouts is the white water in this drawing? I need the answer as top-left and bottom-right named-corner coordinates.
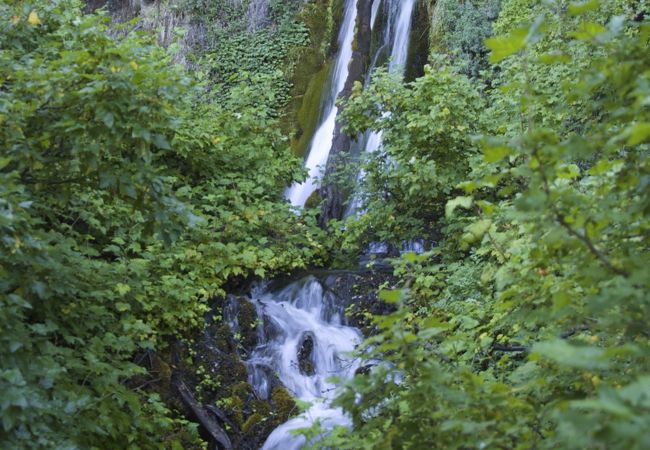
top-left (286, 0), bottom-right (359, 207)
top-left (364, 0), bottom-right (417, 154)
top-left (251, 3), bottom-right (418, 447)
top-left (248, 277), bottom-right (363, 449)
top-left (388, 0), bottom-right (416, 72)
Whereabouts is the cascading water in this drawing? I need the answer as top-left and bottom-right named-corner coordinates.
top-left (348, 0), bottom-right (417, 214)
top-left (286, 0), bottom-right (358, 208)
top-left (248, 3), bottom-right (418, 448)
top-left (364, 0), bottom-right (416, 152)
top-left (247, 277), bottom-right (363, 449)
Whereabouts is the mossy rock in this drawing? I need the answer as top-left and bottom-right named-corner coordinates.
top-left (241, 412), bottom-right (264, 434)
top-left (212, 323), bottom-right (236, 352)
top-left (280, 0), bottom-right (333, 143)
top-left (405, 0), bottom-right (431, 82)
top-left (271, 386), bottom-right (297, 422)
top-left (236, 298), bottom-right (259, 353)
top-left (251, 400), bottom-right (272, 417)
top-left (304, 189), bottom-right (323, 209)
top-left (230, 381), bottom-right (253, 400)
top-left (282, 0), bottom-right (350, 154)
top-left (329, 0), bottom-right (346, 54)
top-left (290, 62), bottom-right (332, 157)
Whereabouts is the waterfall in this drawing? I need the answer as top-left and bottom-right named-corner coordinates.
top-left (248, 3), bottom-right (418, 447)
top-left (348, 0), bottom-right (417, 214)
top-left (247, 277), bottom-right (363, 449)
top-left (285, 0), bottom-right (359, 208)
top-left (364, 0), bottom-right (416, 154)
top-left (388, 0), bottom-right (417, 72)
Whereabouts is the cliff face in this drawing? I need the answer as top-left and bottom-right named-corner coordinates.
top-left (85, 0), bottom-right (207, 65)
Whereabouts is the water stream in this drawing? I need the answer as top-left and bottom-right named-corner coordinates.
top-left (257, 2), bottom-right (417, 447)
top-left (247, 277), bottom-right (363, 449)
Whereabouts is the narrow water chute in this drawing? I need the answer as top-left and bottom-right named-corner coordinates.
top-left (285, 0), bottom-right (359, 208)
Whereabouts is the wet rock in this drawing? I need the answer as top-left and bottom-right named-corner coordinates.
top-left (297, 331), bottom-right (316, 376)
top-left (355, 363), bottom-right (376, 376)
top-left (248, 361), bottom-right (284, 401)
top-left (319, 269), bottom-right (398, 335)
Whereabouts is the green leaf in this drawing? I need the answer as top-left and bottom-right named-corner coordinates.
top-left (570, 22), bottom-right (607, 40)
top-left (445, 196), bottom-right (473, 218)
top-left (485, 28), bottom-right (528, 63)
top-left (101, 111), bottom-right (114, 128)
top-left (115, 302), bottom-right (131, 312)
top-left (115, 283), bottom-right (131, 296)
top-left (626, 123), bottom-right (650, 146)
top-left (153, 134), bottom-right (172, 150)
top-left (379, 289), bottom-right (403, 304)
top-left (483, 145), bottom-right (511, 163)
top-left (538, 52), bottom-right (572, 64)
top-left (568, 0), bottom-right (600, 16)
top-left (532, 340), bottom-right (609, 369)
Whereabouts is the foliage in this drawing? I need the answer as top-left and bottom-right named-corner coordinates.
top-left (432, 0), bottom-right (502, 78)
top-left (320, 1), bottom-right (650, 449)
top-left (181, 0), bottom-right (310, 115)
top-left (335, 59), bottom-right (485, 253)
top-left (0, 1), bottom-right (323, 448)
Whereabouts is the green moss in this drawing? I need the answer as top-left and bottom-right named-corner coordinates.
top-left (231, 361), bottom-right (248, 383)
top-left (228, 395), bottom-right (245, 427)
top-left (282, 0), bottom-right (338, 156)
top-left (271, 386), bottom-right (297, 422)
top-left (251, 400), bottom-right (272, 417)
top-left (237, 299), bottom-right (259, 351)
top-left (305, 189), bottom-right (323, 209)
top-left (405, 0), bottom-right (431, 82)
top-left (292, 62), bottom-right (331, 157)
top-left (242, 413), bottom-right (264, 434)
top-left (329, 0), bottom-right (346, 54)
top-left (281, 0), bottom-right (349, 155)
top-left (213, 323), bottom-right (234, 351)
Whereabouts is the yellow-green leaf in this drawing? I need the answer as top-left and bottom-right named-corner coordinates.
top-left (568, 0), bottom-right (600, 16)
top-left (115, 283), bottom-right (131, 296)
top-left (27, 11), bottom-right (41, 26)
top-left (483, 145), bottom-right (511, 163)
top-left (627, 123), bottom-right (650, 146)
top-left (485, 28), bottom-right (528, 62)
top-left (570, 21), bottom-right (607, 40)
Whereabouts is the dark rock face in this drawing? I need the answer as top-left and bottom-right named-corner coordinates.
top-left (319, 268), bottom-right (398, 335)
top-left (138, 294), bottom-right (297, 450)
top-left (404, 0), bottom-right (430, 82)
top-left (297, 331), bottom-right (316, 376)
top-left (319, 0), bottom-right (374, 226)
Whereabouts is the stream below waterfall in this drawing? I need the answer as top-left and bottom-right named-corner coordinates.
top-left (247, 277), bottom-right (363, 449)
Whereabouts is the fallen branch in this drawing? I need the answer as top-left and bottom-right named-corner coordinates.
top-left (173, 379), bottom-right (233, 450)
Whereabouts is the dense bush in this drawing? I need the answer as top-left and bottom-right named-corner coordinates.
top-left (181, 0), bottom-right (311, 115)
top-left (432, 0), bottom-right (502, 78)
top-left (320, 1), bottom-right (650, 448)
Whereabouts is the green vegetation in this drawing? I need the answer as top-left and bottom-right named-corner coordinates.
top-left (318, 0), bottom-right (650, 448)
top-left (2, 0), bottom-right (649, 448)
top-left (0, 0), bottom-right (323, 448)
top-left (429, 0), bottom-right (501, 78)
